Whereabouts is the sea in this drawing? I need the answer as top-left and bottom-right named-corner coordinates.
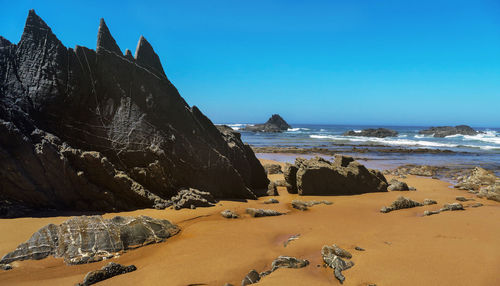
top-left (220, 124), bottom-right (500, 174)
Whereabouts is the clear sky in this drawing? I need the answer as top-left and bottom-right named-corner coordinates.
top-left (2, 0), bottom-right (500, 127)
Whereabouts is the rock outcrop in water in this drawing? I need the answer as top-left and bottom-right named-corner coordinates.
top-left (243, 114), bottom-right (291, 132)
top-left (419, 125), bottom-right (479, 137)
top-left (343, 128), bottom-right (398, 138)
top-left (283, 156), bottom-right (388, 195)
top-left (0, 10), bottom-right (268, 217)
top-left (0, 215), bottom-right (179, 265)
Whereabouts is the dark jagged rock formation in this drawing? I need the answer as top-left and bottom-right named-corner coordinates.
top-left (0, 10), bottom-right (269, 217)
top-left (0, 215), bottom-right (179, 265)
top-left (283, 156), bottom-right (388, 195)
top-left (419, 125), bottom-right (479, 138)
top-left (343, 128), bottom-right (398, 138)
top-left (77, 262), bottom-right (137, 286)
top-left (243, 114), bottom-right (291, 132)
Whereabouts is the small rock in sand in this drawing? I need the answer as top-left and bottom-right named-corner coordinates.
top-left (455, 196), bottom-right (473, 202)
top-left (221, 210), bottom-right (239, 219)
top-left (291, 200), bottom-right (333, 211)
top-left (388, 179), bottom-right (410, 191)
top-left (170, 188), bottom-right (216, 210)
top-left (354, 246), bottom-right (365, 251)
top-left (423, 199), bottom-right (437, 205)
top-left (264, 198), bottom-right (279, 204)
top-left (471, 203), bottom-right (483, 208)
top-left (246, 208), bottom-right (284, 217)
top-left (76, 262), bottom-right (137, 286)
top-left (442, 203), bottom-right (464, 211)
top-left (322, 244), bottom-right (355, 284)
top-left (270, 256), bottom-right (309, 272)
top-left (284, 234), bottom-right (300, 247)
top-left (242, 269), bottom-right (261, 285)
top-left (0, 264), bottom-right (12, 270)
top-left (380, 196), bottom-right (423, 213)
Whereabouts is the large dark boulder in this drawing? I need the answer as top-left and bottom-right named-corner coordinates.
top-left (0, 10), bottom-right (269, 217)
top-left (283, 156), bottom-right (388, 195)
top-left (0, 215), bottom-right (179, 265)
top-left (419, 125), bottom-right (479, 137)
top-left (343, 128), bottom-right (398, 138)
top-left (243, 114), bottom-right (291, 132)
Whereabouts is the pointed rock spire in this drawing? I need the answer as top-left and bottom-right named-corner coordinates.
top-left (134, 36), bottom-right (166, 78)
top-left (124, 49), bottom-right (134, 60)
top-left (96, 18), bottom-right (122, 55)
top-left (19, 9), bottom-right (53, 44)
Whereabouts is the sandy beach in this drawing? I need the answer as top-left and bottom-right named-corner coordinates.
top-left (0, 159), bottom-right (498, 286)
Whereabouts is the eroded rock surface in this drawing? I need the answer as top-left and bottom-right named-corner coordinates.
top-left (263, 163), bottom-right (282, 174)
top-left (0, 215), bottom-right (179, 265)
top-left (77, 262), bottom-right (137, 286)
top-left (0, 10), bottom-right (268, 217)
top-left (291, 200), bottom-right (332, 211)
top-left (322, 244), bottom-right (355, 284)
top-left (170, 188), bottom-right (216, 210)
top-left (241, 256), bottom-right (309, 285)
top-left (380, 196), bottom-right (423, 213)
top-left (388, 179), bottom-right (411, 191)
top-left (284, 156), bottom-right (388, 196)
top-left (245, 208), bottom-right (284, 217)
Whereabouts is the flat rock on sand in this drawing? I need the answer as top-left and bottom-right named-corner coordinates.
top-left (0, 215), bottom-right (179, 265)
top-left (380, 196), bottom-right (423, 213)
top-left (77, 262), bottom-right (137, 286)
top-left (245, 208), bottom-right (285, 217)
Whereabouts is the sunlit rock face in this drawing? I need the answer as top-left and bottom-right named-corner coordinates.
top-left (0, 10), bottom-right (269, 217)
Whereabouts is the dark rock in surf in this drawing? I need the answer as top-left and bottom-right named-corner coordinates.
top-left (243, 114), bottom-right (291, 132)
top-left (419, 125), bottom-right (479, 138)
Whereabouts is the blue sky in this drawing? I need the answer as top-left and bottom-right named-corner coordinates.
top-left (2, 0), bottom-right (500, 127)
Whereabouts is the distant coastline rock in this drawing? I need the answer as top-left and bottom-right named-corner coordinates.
top-left (419, 125), bottom-right (479, 137)
top-left (0, 10), bottom-right (269, 217)
top-left (343, 128), bottom-right (398, 138)
top-left (243, 114), bottom-right (291, 132)
top-left (283, 155), bottom-right (388, 195)
top-left (0, 215), bottom-right (179, 265)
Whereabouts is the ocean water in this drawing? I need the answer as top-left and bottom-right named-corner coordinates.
top-left (222, 124), bottom-right (500, 172)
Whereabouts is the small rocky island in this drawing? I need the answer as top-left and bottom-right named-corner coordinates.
top-left (243, 114), bottom-right (291, 132)
top-left (343, 128), bottom-right (398, 138)
top-left (419, 125), bottom-right (479, 137)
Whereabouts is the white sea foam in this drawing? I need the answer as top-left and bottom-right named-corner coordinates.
top-left (222, 123), bottom-right (251, 130)
top-left (287, 128), bottom-right (310, 132)
top-left (310, 134), bottom-right (460, 148)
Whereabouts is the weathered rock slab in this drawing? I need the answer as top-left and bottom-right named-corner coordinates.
top-left (77, 262), bottom-right (137, 286)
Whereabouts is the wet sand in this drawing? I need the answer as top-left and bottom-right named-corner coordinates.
top-left (0, 159), bottom-right (499, 286)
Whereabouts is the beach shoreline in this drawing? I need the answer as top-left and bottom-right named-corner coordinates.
top-left (1, 158), bottom-right (499, 286)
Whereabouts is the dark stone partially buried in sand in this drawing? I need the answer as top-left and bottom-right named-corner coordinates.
top-left (388, 179), bottom-right (411, 191)
top-left (77, 262), bottom-right (137, 286)
top-left (343, 128), bottom-right (398, 138)
top-left (291, 200), bottom-right (333, 211)
top-left (0, 215), bottom-right (180, 265)
top-left (322, 244), bottom-right (355, 284)
top-left (245, 208), bottom-right (285, 217)
top-left (284, 155), bottom-right (388, 196)
top-left (380, 196), bottom-right (423, 213)
top-left (242, 256), bottom-right (309, 285)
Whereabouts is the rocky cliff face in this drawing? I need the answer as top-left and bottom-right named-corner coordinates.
top-left (0, 10), bottom-right (268, 217)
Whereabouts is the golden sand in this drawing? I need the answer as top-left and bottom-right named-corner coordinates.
top-left (0, 159), bottom-right (499, 286)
